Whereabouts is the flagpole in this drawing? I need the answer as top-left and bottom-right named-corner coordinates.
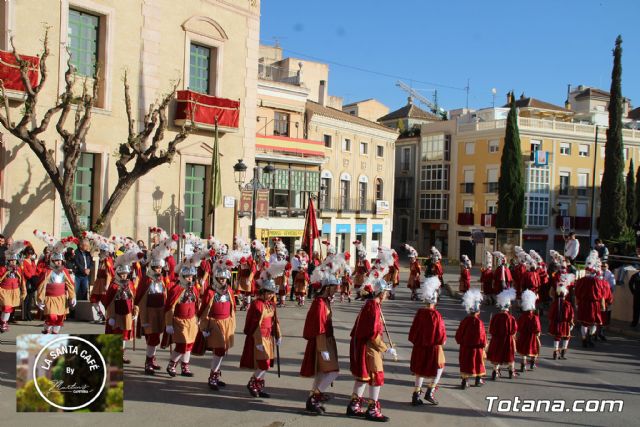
top-left (210, 118), bottom-right (220, 238)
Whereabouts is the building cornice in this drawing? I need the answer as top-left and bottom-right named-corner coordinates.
top-left (310, 114), bottom-right (398, 142)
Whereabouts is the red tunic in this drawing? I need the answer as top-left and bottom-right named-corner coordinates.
top-left (455, 315), bottom-right (486, 376)
top-left (575, 276), bottom-right (605, 326)
top-left (459, 268), bottom-right (471, 292)
top-left (493, 265), bottom-right (513, 294)
top-left (349, 299), bottom-right (384, 380)
top-left (165, 255), bottom-right (177, 282)
top-left (300, 297), bottom-right (335, 377)
top-left (239, 299), bottom-right (278, 369)
top-left (407, 260), bottom-right (422, 290)
top-left (408, 307), bottom-right (446, 377)
top-left (513, 264), bottom-right (527, 294)
top-left (481, 268), bottom-right (494, 295)
top-left (354, 260), bottom-right (371, 288)
top-left (22, 259), bottom-right (38, 281)
top-left (516, 311), bottom-right (540, 356)
top-left (548, 296), bottom-right (574, 338)
top-left (520, 270), bottom-right (541, 295)
top-left (538, 263), bottom-right (551, 303)
top-left (433, 262), bottom-right (444, 280)
top-left (486, 311), bottom-right (517, 364)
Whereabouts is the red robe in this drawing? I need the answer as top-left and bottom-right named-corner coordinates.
top-left (455, 315), bottom-right (486, 376)
top-left (349, 298), bottom-right (384, 380)
top-left (493, 265), bottom-right (513, 294)
top-left (520, 270), bottom-right (541, 295)
top-left (239, 299), bottom-right (279, 369)
top-left (300, 296), bottom-right (335, 377)
top-left (103, 280), bottom-right (135, 338)
top-left (481, 268), bottom-right (494, 295)
top-left (408, 307), bottom-right (446, 377)
top-left (537, 263), bottom-right (551, 303)
top-left (459, 268), bottom-right (471, 292)
top-left (407, 260), bottom-right (422, 290)
top-left (575, 276), bottom-right (605, 325)
top-left (165, 255), bottom-right (177, 283)
top-left (516, 311), bottom-right (540, 356)
top-left (433, 261), bottom-right (444, 281)
top-left (513, 264), bottom-right (527, 294)
top-left (486, 311), bottom-right (517, 364)
top-left (548, 296), bottom-right (574, 338)
top-left (354, 259), bottom-right (371, 288)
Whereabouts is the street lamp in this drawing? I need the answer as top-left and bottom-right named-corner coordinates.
top-left (232, 159), bottom-right (275, 240)
top-left (152, 186), bottom-right (164, 214)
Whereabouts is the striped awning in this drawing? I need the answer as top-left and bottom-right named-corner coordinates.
top-left (256, 134), bottom-right (325, 157)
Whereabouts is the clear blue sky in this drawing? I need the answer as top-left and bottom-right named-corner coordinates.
top-left (261, 0), bottom-right (640, 113)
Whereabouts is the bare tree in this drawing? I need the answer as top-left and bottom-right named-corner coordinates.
top-left (0, 29), bottom-right (193, 235)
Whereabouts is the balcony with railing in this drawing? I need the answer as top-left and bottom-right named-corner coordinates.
top-left (0, 49), bottom-right (40, 101)
top-left (481, 213), bottom-right (496, 227)
top-left (319, 197), bottom-right (379, 215)
top-left (555, 215), bottom-right (592, 230)
top-left (460, 183), bottom-right (475, 194)
top-left (484, 182), bottom-right (499, 193)
top-left (174, 89), bottom-right (240, 132)
top-left (258, 63), bottom-right (301, 85)
top-left (457, 212), bottom-right (475, 226)
top-left (558, 186), bottom-right (592, 198)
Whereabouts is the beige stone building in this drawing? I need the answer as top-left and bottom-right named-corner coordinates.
top-left (342, 99), bottom-right (389, 123)
top-left (0, 0), bottom-right (260, 248)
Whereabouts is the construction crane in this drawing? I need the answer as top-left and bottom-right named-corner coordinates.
top-left (396, 80), bottom-right (447, 118)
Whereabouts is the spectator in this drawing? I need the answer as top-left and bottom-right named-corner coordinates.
top-left (564, 232), bottom-right (580, 264)
top-left (21, 245), bottom-right (38, 321)
top-left (594, 239), bottom-right (609, 262)
top-left (0, 234), bottom-right (7, 266)
top-left (73, 238), bottom-right (94, 301)
top-left (64, 247), bottom-right (76, 271)
top-left (290, 249), bottom-right (301, 301)
top-left (630, 271), bottom-right (640, 328)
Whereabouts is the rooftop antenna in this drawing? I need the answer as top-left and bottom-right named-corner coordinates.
top-left (465, 78), bottom-right (470, 109)
top-left (491, 88), bottom-right (497, 108)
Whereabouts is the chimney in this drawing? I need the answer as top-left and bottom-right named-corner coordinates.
top-left (565, 83), bottom-right (572, 110)
top-left (506, 91), bottom-right (513, 104)
top-left (319, 80), bottom-right (327, 106)
top-left (408, 96), bottom-right (413, 105)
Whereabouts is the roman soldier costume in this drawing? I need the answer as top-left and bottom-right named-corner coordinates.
top-left (575, 250), bottom-right (606, 348)
top-left (548, 274), bottom-right (575, 359)
top-left (294, 258), bottom-right (310, 306)
top-left (382, 248), bottom-right (400, 300)
top-left (455, 289), bottom-right (486, 389)
top-left (198, 256), bottom-right (237, 390)
top-left (487, 288), bottom-right (518, 380)
top-left (240, 261), bottom-right (283, 398)
top-left (520, 254), bottom-right (541, 297)
top-left (272, 239), bottom-right (291, 307)
top-left (480, 251), bottom-right (494, 304)
top-left (34, 231), bottom-right (76, 334)
top-left (531, 250), bottom-right (550, 305)
top-left (516, 290), bottom-right (541, 372)
top-left (347, 253), bottom-right (396, 422)
top-left (0, 240), bottom-right (28, 332)
top-left (236, 237), bottom-right (256, 309)
top-left (512, 247), bottom-right (527, 298)
top-left (300, 254), bottom-right (346, 414)
top-left (352, 240), bottom-right (370, 295)
top-left (492, 251), bottom-right (513, 294)
top-left (405, 244), bottom-right (421, 300)
top-left (84, 232), bottom-right (115, 321)
top-left (459, 255), bottom-right (472, 293)
top-left (340, 265), bottom-right (353, 303)
top-left (428, 247), bottom-right (444, 285)
top-left (408, 276), bottom-right (445, 406)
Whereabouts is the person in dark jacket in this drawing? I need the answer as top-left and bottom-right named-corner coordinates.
top-left (73, 239), bottom-right (94, 301)
top-left (0, 234), bottom-right (7, 267)
top-left (629, 271), bottom-right (640, 327)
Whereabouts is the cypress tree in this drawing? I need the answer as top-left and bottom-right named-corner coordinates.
top-left (626, 159), bottom-right (635, 228)
top-left (599, 35), bottom-right (627, 239)
top-left (635, 165), bottom-right (640, 222)
top-left (496, 92), bottom-right (525, 229)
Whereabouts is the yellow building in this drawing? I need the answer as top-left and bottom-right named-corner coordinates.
top-left (342, 99), bottom-right (389, 123)
top-left (0, 0), bottom-right (260, 247)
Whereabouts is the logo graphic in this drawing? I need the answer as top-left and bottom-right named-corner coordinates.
top-left (32, 336), bottom-right (107, 411)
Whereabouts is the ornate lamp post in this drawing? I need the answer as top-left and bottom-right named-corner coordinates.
top-left (233, 159), bottom-right (275, 240)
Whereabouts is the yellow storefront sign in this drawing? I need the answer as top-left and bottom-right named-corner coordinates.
top-left (258, 229), bottom-right (304, 239)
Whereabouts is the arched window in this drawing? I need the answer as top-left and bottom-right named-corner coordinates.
top-left (376, 178), bottom-right (384, 200)
top-left (358, 175), bottom-right (368, 211)
top-left (320, 170), bottom-right (332, 209)
top-left (340, 172), bottom-right (351, 210)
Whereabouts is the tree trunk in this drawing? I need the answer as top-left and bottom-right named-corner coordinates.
top-left (92, 173), bottom-right (139, 233)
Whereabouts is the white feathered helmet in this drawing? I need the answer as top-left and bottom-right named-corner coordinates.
top-left (520, 289), bottom-right (537, 312)
top-left (483, 251), bottom-right (493, 269)
top-left (257, 260), bottom-right (287, 293)
top-left (5, 240), bottom-right (30, 261)
top-left (419, 275), bottom-right (441, 304)
top-left (353, 240), bottom-right (367, 259)
top-left (529, 250), bottom-right (543, 265)
top-left (493, 251), bottom-right (507, 265)
top-left (114, 248), bottom-right (143, 275)
top-left (149, 233), bottom-right (178, 269)
top-left (549, 250), bottom-right (565, 266)
top-left (584, 249), bottom-right (601, 274)
top-left (33, 230), bottom-right (76, 263)
top-left (462, 289), bottom-right (483, 313)
top-left (183, 232), bottom-right (205, 252)
top-left (430, 246), bottom-right (442, 261)
top-left (496, 288), bottom-right (516, 310)
top-left (213, 256), bottom-right (237, 281)
top-left (322, 240), bottom-right (336, 256)
top-left (251, 239), bottom-right (266, 260)
top-left (461, 254), bottom-right (472, 269)
top-left (525, 254), bottom-right (537, 270)
top-left (557, 273), bottom-right (575, 296)
top-left (234, 236), bottom-right (250, 252)
top-left (404, 244), bottom-right (418, 259)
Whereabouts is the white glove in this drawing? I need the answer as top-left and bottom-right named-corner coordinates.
top-left (276, 337), bottom-right (282, 347)
top-left (165, 325), bottom-right (174, 335)
top-left (70, 298), bottom-right (77, 308)
top-left (142, 323), bottom-right (150, 329)
top-left (256, 344), bottom-right (265, 352)
top-left (37, 302), bottom-right (45, 311)
top-left (202, 330), bottom-right (210, 337)
top-left (384, 347), bottom-right (397, 359)
top-left (107, 318), bottom-right (116, 327)
top-left (132, 314), bottom-right (138, 321)
top-left (321, 351), bottom-right (330, 361)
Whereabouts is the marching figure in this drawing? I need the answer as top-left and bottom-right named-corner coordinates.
top-left (405, 244), bottom-right (421, 301)
top-left (425, 247), bottom-right (444, 286)
top-left (516, 289), bottom-right (541, 372)
top-left (164, 257), bottom-right (202, 377)
top-left (300, 255), bottom-right (346, 414)
top-left (0, 240), bottom-right (28, 332)
top-left (236, 238), bottom-right (256, 310)
top-left (548, 274), bottom-right (575, 359)
top-left (347, 257), bottom-right (397, 422)
top-left (459, 255), bottom-right (472, 293)
top-left (575, 250), bottom-right (606, 348)
top-left (294, 258), bottom-right (310, 306)
top-left (340, 265), bottom-right (353, 303)
top-left (487, 288), bottom-right (518, 380)
top-left (199, 257), bottom-right (237, 391)
top-left (104, 248), bottom-right (141, 364)
top-left (492, 251), bottom-right (513, 294)
top-left (455, 289), bottom-right (486, 389)
top-left (512, 247), bottom-right (527, 298)
top-left (239, 261), bottom-right (283, 398)
top-left (520, 255), bottom-right (541, 296)
top-left (408, 276), bottom-right (445, 406)
top-left (272, 239), bottom-right (292, 307)
top-left (352, 240), bottom-right (371, 297)
top-left (531, 250), bottom-right (550, 305)
top-left (384, 249), bottom-right (400, 300)
top-left (480, 251), bottom-right (494, 304)
top-left (84, 232), bottom-right (114, 321)
top-left (34, 231), bottom-right (76, 334)
top-left (135, 239), bottom-right (173, 374)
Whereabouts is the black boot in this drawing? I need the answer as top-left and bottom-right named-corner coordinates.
top-left (475, 376), bottom-right (484, 387)
top-left (411, 390), bottom-right (423, 406)
top-left (520, 362), bottom-right (526, 373)
top-left (529, 358), bottom-right (536, 370)
top-left (208, 370), bottom-right (219, 391)
top-left (346, 394), bottom-right (366, 417)
top-left (365, 400), bottom-right (389, 422)
top-left (492, 369), bottom-right (498, 381)
top-left (166, 361), bottom-right (177, 377)
top-left (424, 387), bottom-right (438, 405)
top-left (587, 334), bottom-right (595, 348)
top-left (461, 378), bottom-right (468, 390)
top-left (306, 393), bottom-right (324, 415)
top-left (553, 350), bottom-right (558, 360)
top-left (508, 369), bottom-right (515, 379)
top-left (247, 376), bottom-right (259, 397)
top-left (256, 378), bottom-right (270, 398)
top-left (559, 349), bottom-right (567, 360)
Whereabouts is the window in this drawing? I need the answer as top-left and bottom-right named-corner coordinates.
top-left (68, 9), bottom-right (99, 77)
top-left (486, 169), bottom-right (498, 193)
top-left (375, 178), bottom-right (384, 200)
top-left (189, 43), bottom-right (211, 94)
top-left (465, 142), bottom-right (475, 155)
top-left (558, 203), bottom-right (569, 217)
top-left (360, 142), bottom-right (368, 155)
top-left (525, 165), bottom-right (550, 227)
top-left (530, 139), bottom-right (541, 160)
top-left (342, 138), bottom-right (351, 152)
top-left (486, 200), bottom-right (497, 214)
top-left (560, 142), bottom-right (571, 155)
top-left (320, 177), bottom-right (331, 208)
top-left (526, 166), bottom-right (550, 194)
top-left (462, 169), bottom-right (474, 193)
top-left (420, 165), bottom-right (450, 191)
top-left (377, 145), bottom-right (384, 157)
top-left (62, 153), bottom-right (95, 237)
top-left (419, 194), bottom-right (449, 220)
top-left (420, 134), bottom-right (450, 161)
top-left (624, 148), bottom-right (629, 160)
top-left (559, 172), bottom-right (570, 195)
top-left (579, 144), bottom-right (589, 157)
top-left (273, 111), bottom-right (289, 136)
top-left (525, 195), bottom-right (549, 227)
top-left (463, 200), bottom-right (474, 214)
top-left (324, 134), bottom-right (332, 148)
top-left (339, 178), bottom-right (350, 210)
top-left (577, 173), bottom-right (589, 196)
top-left (184, 164), bottom-right (207, 237)
top-left (576, 202), bottom-right (588, 217)
top-left (489, 139), bottom-right (499, 153)
top-left (401, 147), bottom-right (411, 171)
top-left (359, 181), bottom-right (367, 210)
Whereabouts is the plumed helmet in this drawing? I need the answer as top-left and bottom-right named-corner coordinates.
top-left (214, 267), bottom-right (231, 279)
top-left (115, 264), bottom-right (131, 274)
top-left (430, 246), bottom-right (442, 261)
top-left (483, 251), bottom-right (493, 269)
top-left (353, 240), bottom-right (366, 259)
top-left (322, 240), bottom-right (336, 255)
top-left (584, 249), bottom-right (601, 275)
top-left (180, 265), bottom-right (197, 277)
top-left (419, 275), bottom-right (441, 304)
top-left (51, 252), bottom-right (65, 262)
top-left (496, 288), bottom-right (516, 310)
top-left (461, 254), bottom-right (472, 269)
top-left (462, 289), bottom-right (483, 313)
top-left (520, 289), bottom-right (537, 312)
top-left (404, 244), bottom-right (418, 259)
top-left (150, 257), bottom-right (166, 268)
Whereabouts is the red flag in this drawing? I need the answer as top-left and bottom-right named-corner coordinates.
top-left (302, 197), bottom-right (320, 254)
